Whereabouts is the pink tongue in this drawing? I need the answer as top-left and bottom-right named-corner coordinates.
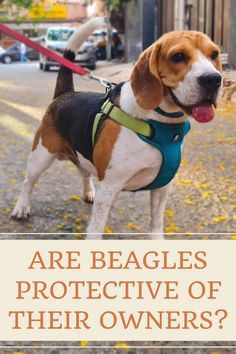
top-left (192, 103), bottom-right (215, 123)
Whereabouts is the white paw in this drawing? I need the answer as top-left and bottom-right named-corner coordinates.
top-left (86, 234), bottom-right (103, 240)
top-left (86, 230), bottom-right (103, 240)
top-left (149, 232), bottom-right (164, 240)
top-left (84, 190), bottom-right (95, 204)
top-left (11, 202), bottom-right (31, 220)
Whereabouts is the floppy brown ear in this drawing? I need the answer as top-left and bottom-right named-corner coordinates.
top-left (130, 43), bottom-right (163, 110)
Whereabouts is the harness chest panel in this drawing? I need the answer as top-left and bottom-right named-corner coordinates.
top-left (92, 98), bottom-right (191, 191)
top-left (137, 120), bottom-right (190, 190)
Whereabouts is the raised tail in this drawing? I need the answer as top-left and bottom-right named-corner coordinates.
top-left (54, 17), bottom-right (105, 99)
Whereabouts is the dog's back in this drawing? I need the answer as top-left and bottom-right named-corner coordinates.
top-left (51, 91), bottom-right (105, 161)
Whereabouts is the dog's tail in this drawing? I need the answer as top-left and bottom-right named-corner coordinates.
top-left (54, 17), bottom-right (105, 99)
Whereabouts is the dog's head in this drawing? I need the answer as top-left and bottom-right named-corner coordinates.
top-left (131, 31), bottom-right (222, 122)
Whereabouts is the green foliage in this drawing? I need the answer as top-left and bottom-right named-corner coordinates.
top-left (0, 0), bottom-right (34, 7)
top-left (0, 0), bottom-right (36, 22)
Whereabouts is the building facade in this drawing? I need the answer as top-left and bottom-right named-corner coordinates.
top-left (125, 0), bottom-right (234, 67)
top-left (0, 0), bottom-right (87, 47)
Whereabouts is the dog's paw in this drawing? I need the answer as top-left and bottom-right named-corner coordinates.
top-left (84, 190), bottom-right (95, 204)
top-left (149, 232), bottom-right (164, 240)
top-left (11, 203), bottom-right (31, 220)
top-left (86, 233), bottom-right (103, 240)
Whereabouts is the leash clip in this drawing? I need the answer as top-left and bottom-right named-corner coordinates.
top-left (100, 79), bottom-right (112, 89)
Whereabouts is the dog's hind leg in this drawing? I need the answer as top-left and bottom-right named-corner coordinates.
top-left (11, 140), bottom-right (56, 219)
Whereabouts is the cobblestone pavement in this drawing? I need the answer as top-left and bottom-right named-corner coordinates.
top-left (0, 62), bottom-right (236, 353)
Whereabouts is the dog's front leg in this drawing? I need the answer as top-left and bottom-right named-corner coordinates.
top-left (86, 181), bottom-right (121, 239)
top-left (150, 183), bottom-right (172, 240)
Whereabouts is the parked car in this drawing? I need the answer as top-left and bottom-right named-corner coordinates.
top-left (92, 29), bottom-right (124, 60)
top-left (39, 27), bottom-right (96, 71)
top-left (0, 42), bottom-right (39, 64)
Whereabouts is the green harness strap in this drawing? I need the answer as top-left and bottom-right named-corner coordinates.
top-left (92, 99), bottom-right (152, 145)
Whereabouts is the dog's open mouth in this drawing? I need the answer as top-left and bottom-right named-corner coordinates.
top-left (185, 100), bottom-right (215, 123)
top-left (168, 88), bottom-right (216, 123)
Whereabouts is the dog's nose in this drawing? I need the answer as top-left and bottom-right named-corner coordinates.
top-left (199, 73), bottom-right (222, 90)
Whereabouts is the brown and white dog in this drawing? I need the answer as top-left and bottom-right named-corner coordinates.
top-left (11, 18), bottom-right (222, 239)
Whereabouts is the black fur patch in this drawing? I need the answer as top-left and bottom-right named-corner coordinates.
top-left (64, 49), bottom-right (76, 61)
top-left (53, 50), bottom-right (76, 99)
top-left (51, 91), bottom-right (106, 161)
top-left (61, 50), bottom-right (76, 75)
top-left (51, 83), bottom-right (125, 162)
top-left (108, 82), bottom-right (124, 102)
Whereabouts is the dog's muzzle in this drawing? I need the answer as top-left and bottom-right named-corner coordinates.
top-left (168, 74), bottom-right (222, 124)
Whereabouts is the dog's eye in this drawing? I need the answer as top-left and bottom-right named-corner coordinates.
top-left (210, 51), bottom-right (219, 60)
top-left (171, 52), bottom-right (187, 63)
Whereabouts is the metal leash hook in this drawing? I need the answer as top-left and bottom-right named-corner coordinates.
top-left (87, 71), bottom-right (116, 96)
top-left (88, 72), bottom-right (112, 87)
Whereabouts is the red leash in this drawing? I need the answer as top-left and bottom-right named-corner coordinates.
top-left (0, 22), bottom-right (88, 75)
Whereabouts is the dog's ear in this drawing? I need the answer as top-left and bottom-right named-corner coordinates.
top-left (130, 43), bottom-right (163, 110)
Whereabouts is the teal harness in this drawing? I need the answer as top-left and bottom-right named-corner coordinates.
top-left (93, 100), bottom-right (191, 191)
top-left (137, 118), bottom-right (190, 190)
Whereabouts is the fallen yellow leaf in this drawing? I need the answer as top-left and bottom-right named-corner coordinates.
top-left (80, 340), bottom-right (88, 346)
top-left (104, 225), bottom-right (113, 233)
top-left (164, 223), bottom-right (180, 233)
top-left (197, 183), bottom-right (209, 189)
top-left (127, 223), bottom-right (141, 231)
top-left (178, 179), bottom-right (191, 185)
top-left (74, 234), bottom-right (83, 238)
top-left (69, 196), bottom-right (81, 201)
top-left (220, 196), bottom-right (228, 202)
top-left (115, 342), bottom-right (130, 351)
top-left (165, 209), bottom-right (174, 217)
top-left (185, 200), bottom-right (196, 206)
top-left (202, 192), bottom-right (213, 198)
top-left (218, 163), bottom-right (225, 170)
top-left (212, 216), bottom-right (228, 223)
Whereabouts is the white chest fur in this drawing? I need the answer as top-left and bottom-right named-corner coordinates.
top-left (110, 126), bottom-right (162, 191)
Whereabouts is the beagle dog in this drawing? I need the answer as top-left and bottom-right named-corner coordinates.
top-left (11, 18), bottom-right (222, 239)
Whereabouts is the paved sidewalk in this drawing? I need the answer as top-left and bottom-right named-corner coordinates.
top-left (93, 60), bottom-right (132, 82)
